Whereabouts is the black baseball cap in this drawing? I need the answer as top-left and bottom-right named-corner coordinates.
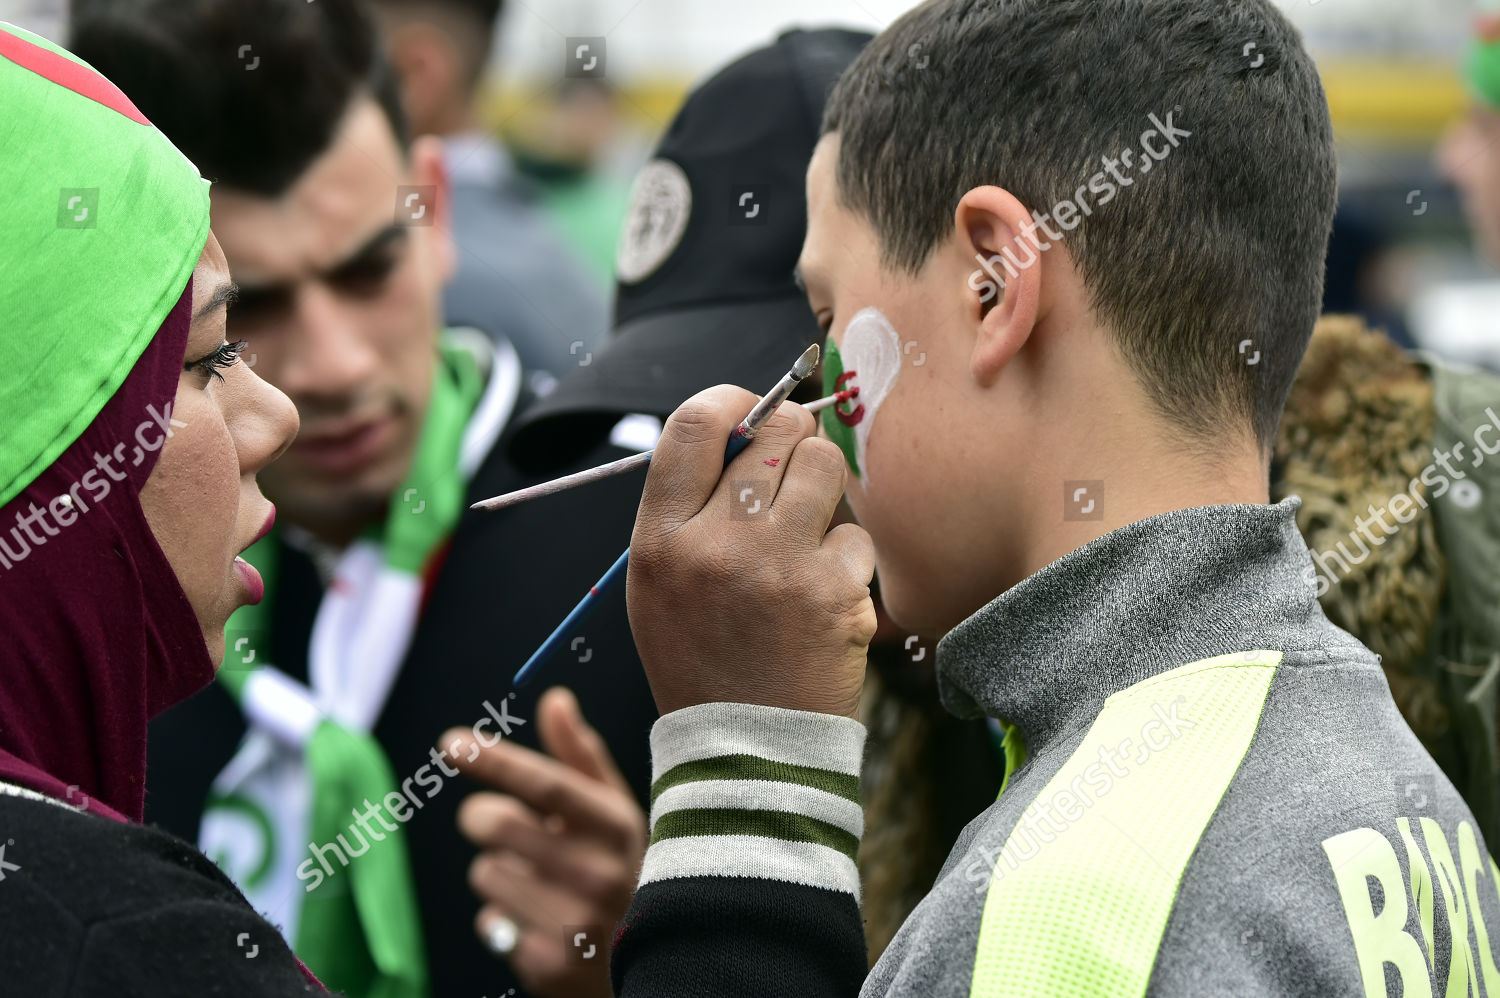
top-left (507, 26), bottom-right (873, 472)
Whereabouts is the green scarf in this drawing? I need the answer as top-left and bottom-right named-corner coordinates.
top-left (213, 341), bottom-right (485, 998)
top-left (987, 718), bottom-right (1028, 800)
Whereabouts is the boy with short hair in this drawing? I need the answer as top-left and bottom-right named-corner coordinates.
top-left (613, 1), bottom-right (1500, 995)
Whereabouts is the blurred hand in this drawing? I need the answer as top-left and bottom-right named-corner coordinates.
top-left (626, 386), bottom-right (878, 719)
top-left (447, 687), bottom-right (647, 998)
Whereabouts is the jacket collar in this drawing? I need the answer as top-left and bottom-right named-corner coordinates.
top-left (935, 497), bottom-right (1365, 753)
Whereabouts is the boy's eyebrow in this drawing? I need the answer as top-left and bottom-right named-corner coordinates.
top-left (222, 226), bottom-right (410, 302)
top-left (328, 224), bottom-right (408, 276)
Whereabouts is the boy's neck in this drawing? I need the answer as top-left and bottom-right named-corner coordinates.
top-left (1019, 430), bottom-right (1269, 588)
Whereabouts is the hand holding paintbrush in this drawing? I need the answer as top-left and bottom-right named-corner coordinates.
top-left (508, 344), bottom-right (852, 686)
top-left (624, 380), bottom-right (878, 717)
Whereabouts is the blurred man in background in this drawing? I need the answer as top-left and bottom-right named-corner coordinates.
top-left (69, 2), bottom-right (655, 996)
top-left (370, 0), bottom-right (607, 390)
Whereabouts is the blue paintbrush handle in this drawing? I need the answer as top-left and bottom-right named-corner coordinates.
top-left (512, 547), bottom-right (630, 687)
top-left (722, 427), bottom-right (754, 464)
top-left (511, 430), bottom-right (757, 687)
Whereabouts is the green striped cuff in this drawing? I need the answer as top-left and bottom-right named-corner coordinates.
top-left (641, 702), bottom-right (867, 898)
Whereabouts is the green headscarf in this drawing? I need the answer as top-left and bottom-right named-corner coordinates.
top-left (0, 21), bottom-right (210, 507)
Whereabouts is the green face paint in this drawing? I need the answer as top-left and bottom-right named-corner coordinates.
top-left (821, 308), bottom-right (904, 482)
top-left (821, 335), bottom-right (864, 477)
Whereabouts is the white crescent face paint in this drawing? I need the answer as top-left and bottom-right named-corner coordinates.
top-left (821, 307), bottom-right (903, 482)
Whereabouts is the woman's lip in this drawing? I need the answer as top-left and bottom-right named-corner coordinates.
top-left (253, 506), bottom-right (276, 545)
top-left (234, 556), bottom-right (265, 605)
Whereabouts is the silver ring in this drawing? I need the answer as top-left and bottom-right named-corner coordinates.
top-left (485, 916), bottom-right (520, 956)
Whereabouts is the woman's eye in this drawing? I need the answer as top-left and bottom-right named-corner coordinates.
top-left (185, 340), bottom-right (249, 383)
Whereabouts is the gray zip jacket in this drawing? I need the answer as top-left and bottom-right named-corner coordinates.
top-left (613, 498), bottom-right (1500, 997)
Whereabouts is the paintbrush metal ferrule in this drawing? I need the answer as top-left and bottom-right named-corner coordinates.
top-left (733, 343), bottom-right (821, 443)
top-left (791, 341), bottom-right (820, 380)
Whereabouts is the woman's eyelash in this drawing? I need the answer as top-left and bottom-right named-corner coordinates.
top-left (187, 340), bottom-right (249, 382)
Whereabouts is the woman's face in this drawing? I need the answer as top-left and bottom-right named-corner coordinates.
top-left (138, 232), bottom-right (299, 667)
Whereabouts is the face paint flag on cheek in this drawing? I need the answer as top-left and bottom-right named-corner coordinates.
top-left (820, 307), bottom-right (903, 483)
top-left (821, 337), bottom-right (864, 476)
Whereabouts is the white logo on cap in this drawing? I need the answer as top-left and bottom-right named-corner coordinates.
top-left (616, 158), bottom-right (692, 285)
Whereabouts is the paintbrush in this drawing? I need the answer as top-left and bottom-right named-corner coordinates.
top-left (472, 386), bottom-right (859, 513)
top-left (511, 343), bottom-right (824, 687)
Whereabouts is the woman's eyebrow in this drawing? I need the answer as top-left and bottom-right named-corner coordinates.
top-left (194, 281), bottom-right (240, 321)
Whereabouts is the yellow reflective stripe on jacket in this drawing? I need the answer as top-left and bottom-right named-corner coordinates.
top-left (968, 650), bottom-right (1282, 998)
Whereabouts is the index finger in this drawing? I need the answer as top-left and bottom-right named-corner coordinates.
top-left (638, 385), bottom-right (760, 530)
top-left (443, 729), bottom-right (640, 845)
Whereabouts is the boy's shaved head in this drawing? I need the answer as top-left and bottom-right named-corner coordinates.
top-left (822, 0), bottom-right (1337, 451)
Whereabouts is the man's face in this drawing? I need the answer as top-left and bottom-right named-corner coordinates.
top-left (1441, 105), bottom-right (1500, 266)
top-left (210, 96), bottom-right (454, 532)
top-left (797, 134), bottom-right (1022, 633)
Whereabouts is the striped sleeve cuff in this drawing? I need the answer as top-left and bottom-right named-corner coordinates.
top-left (641, 702), bottom-right (867, 900)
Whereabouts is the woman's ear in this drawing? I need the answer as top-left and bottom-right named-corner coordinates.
top-left (956, 186), bottom-right (1043, 387)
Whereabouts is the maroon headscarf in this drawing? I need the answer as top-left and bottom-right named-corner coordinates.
top-left (0, 282), bottom-right (214, 823)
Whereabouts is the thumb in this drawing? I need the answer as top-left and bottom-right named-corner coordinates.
top-left (538, 686), bottom-right (632, 795)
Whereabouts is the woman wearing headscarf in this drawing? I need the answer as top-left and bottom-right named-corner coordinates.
top-left (0, 22), bottom-right (312, 993)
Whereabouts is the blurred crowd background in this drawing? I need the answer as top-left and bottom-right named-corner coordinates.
top-left (6, 0), bottom-right (1496, 368)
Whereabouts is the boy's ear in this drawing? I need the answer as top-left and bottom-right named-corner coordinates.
top-left (956, 186), bottom-right (1043, 387)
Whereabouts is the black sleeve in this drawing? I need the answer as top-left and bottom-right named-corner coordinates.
top-left (602, 702), bottom-right (872, 997)
top-left (66, 899), bottom-right (330, 997)
top-left (611, 878), bottom-right (868, 998)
